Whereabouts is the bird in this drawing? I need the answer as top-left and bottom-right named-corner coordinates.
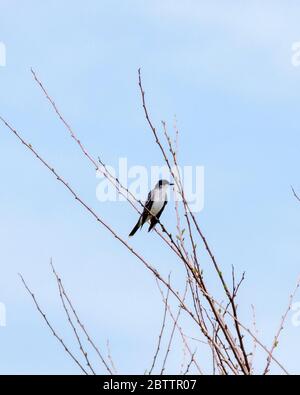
top-left (129, 179), bottom-right (174, 237)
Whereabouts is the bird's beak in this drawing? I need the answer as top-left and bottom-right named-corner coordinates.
top-left (170, 183), bottom-right (174, 186)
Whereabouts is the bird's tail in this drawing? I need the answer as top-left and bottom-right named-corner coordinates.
top-left (129, 218), bottom-right (141, 237)
top-left (148, 219), bottom-right (157, 232)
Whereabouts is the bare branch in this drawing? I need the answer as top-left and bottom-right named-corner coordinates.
top-left (291, 185), bottom-right (300, 202)
top-left (51, 261), bottom-right (96, 375)
top-left (263, 276), bottom-right (300, 375)
top-left (19, 273), bottom-right (89, 375)
top-left (148, 279), bottom-right (170, 375)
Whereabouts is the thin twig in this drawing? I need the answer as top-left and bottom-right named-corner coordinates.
top-left (50, 260), bottom-right (96, 375)
top-left (19, 273), bottom-right (89, 375)
top-left (149, 279), bottom-right (170, 375)
top-left (156, 279), bottom-right (203, 375)
top-left (263, 276), bottom-right (300, 374)
top-left (291, 185), bottom-right (300, 202)
top-left (106, 340), bottom-right (118, 374)
top-left (249, 304), bottom-right (258, 373)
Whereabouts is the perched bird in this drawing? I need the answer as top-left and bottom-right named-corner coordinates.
top-left (129, 179), bottom-right (173, 237)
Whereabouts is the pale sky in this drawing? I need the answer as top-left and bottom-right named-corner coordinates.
top-left (0, 0), bottom-right (300, 374)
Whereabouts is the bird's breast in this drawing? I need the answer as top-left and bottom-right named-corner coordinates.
top-left (150, 199), bottom-right (165, 216)
top-left (150, 189), bottom-right (167, 216)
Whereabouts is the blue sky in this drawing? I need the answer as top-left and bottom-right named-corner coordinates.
top-left (0, 0), bottom-right (300, 374)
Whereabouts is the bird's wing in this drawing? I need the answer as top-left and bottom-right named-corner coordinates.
top-left (140, 190), bottom-right (154, 227)
top-left (156, 199), bottom-right (167, 219)
top-left (145, 190), bottom-right (154, 210)
top-left (148, 200), bottom-right (167, 232)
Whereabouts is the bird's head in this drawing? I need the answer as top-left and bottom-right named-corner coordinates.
top-left (156, 179), bottom-right (174, 189)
